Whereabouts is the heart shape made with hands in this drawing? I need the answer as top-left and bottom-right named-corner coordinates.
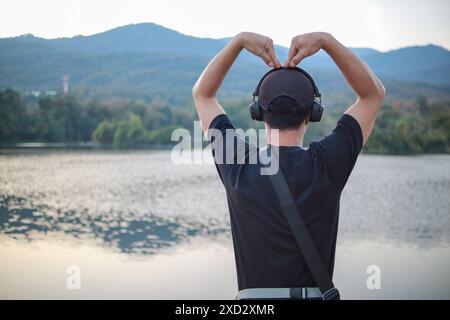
top-left (239, 31), bottom-right (328, 70)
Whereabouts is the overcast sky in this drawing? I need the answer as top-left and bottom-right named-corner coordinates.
top-left (1, 0), bottom-right (449, 51)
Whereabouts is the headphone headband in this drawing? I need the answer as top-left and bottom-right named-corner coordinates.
top-left (253, 67), bottom-right (321, 99)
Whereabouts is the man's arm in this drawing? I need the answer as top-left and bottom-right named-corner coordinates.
top-left (286, 32), bottom-right (385, 144)
top-left (192, 32), bottom-right (280, 134)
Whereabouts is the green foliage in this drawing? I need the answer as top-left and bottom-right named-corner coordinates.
top-left (147, 125), bottom-right (179, 145)
top-left (111, 114), bottom-right (147, 148)
top-left (364, 97), bottom-right (450, 154)
top-left (0, 89), bottom-right (27, 141)
top-left (0, 89), bottom-right (196, 148)
top-left (92, 121), bottom-right (116, 144)
top-left (92, 113), bottom-right (178, 148)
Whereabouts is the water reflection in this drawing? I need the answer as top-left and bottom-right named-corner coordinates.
top-left (0, 195), bottom-right (229, 255)
top-left (0, 151), bottom-right (449, 253)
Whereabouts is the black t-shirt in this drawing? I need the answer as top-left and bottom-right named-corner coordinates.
top-left (208, 114), bottom-right (363, 290)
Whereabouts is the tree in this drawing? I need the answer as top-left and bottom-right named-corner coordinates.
top-left (148, 125), bottom-right (179, 144)
top-left (0, 89), bottom-right (26, 142)
top-left (92, 121), bottom-right (116, 144)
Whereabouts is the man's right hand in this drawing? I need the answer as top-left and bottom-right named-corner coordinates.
top-left (237, 32), bottom-right (281, 68)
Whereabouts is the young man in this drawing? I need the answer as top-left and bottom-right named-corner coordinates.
top-left (192, 32), bottom-right (385, 299)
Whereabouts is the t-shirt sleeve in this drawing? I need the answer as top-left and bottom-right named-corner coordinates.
top-left (313, 114), bottom-right (363, 189)
top-left (207, 114), bottom-right (251, 185)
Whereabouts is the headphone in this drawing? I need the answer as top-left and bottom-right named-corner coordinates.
top-left (249, 67), bottom-right (324, 122)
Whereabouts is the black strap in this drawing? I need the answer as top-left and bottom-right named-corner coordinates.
top-left (264, 149), bottom-right (340, 300)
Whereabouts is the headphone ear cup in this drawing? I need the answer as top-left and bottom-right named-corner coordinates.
top-left (249, 101), bottom-right (264, 121)
top-left (309, 100), bottom-right (324, 122)
top-left (249, 101), bottom-right (257, 120)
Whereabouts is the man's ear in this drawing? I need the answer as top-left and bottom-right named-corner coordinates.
top-left (304, 111), bottom-right (311, 125)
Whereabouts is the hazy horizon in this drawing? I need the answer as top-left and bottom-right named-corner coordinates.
top-left (3, 21), bottom-right (449, 53)
top-left (1, 0), bottom-right (449, 52)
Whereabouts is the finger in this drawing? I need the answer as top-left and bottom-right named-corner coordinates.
top-left (285, 46), bottom-right (299, 68)
top-left (284, 48), bottom-right (294, 68)
top-left (266, 45), bottom-right (280, 68)
top-left (289, 50), bottom-right (306, 67)
top-left (259, 50), bottom-right (273, 67)
top-left (277, 58), bottom-right (282, 68)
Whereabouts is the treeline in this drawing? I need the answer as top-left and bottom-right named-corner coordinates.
top-left (0, 89), bottom-right (449, 154)
top-left (0, 89), bottom-right (195, 147)
top-left (364, 98), bottom-right (450, 154)
top-left (92, 115), bottom-right (179, 148)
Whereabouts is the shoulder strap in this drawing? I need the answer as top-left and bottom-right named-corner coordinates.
top-left (264, 150), bottom-right (340, 300)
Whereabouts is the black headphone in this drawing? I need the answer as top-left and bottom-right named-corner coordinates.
top-left (249, 67), bottom-right (324, 122)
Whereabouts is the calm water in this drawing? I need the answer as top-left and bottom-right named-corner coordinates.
top-left (0, 149), bottom-right (449, 299)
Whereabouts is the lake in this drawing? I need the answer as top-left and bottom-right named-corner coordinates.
top-left (0, 149), bottom-right (449, 299)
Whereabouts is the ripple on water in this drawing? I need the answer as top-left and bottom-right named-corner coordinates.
top-left (0, 150), bottom-right (449, 253)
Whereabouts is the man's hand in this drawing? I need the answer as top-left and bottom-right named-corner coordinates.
top-left (238, 32), bottom-right (281, 68)
top-left (285, 32), bottom-right (329, 68)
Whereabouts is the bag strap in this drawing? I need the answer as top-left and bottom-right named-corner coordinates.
top-left (263, 149), bottom-right (340, 300)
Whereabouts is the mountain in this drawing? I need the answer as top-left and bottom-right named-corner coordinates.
top-left (2, 23), bottom-right (222, 56)
top-left (0, 23), bottom-right (449, 102)
top-left (48, 23), bottom-right (225, 57)
top-left (363, 45), bottom-right (450, 85)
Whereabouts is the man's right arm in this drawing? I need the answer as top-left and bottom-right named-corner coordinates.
top-left (323, 33), bottom-right (385, 144)
top-left (286, 32), bottom-right (385, 145)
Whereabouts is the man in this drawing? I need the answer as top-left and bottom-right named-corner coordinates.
top-left (192, 32), bottom-right (385, 299)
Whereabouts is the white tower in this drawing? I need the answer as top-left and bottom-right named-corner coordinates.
top-left (63, 75), bottom-right (70, 95)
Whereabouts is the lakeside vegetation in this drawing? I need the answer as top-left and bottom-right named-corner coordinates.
top-left (0, 88), bottom-right (449, 154)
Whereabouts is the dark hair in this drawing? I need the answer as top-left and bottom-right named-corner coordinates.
top-left (263, 96), bottom-right (309, 130)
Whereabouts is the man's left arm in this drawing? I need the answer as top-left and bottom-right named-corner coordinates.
top-left (192, 32), bottom-right (281, 135)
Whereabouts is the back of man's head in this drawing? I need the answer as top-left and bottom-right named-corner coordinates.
top-left (258, 68), bottom-right (316, 130)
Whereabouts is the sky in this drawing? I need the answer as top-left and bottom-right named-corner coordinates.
top-left (1, 0), bottom-right (449, 52)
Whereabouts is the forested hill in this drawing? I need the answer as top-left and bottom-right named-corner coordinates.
top-left (1, 23), bottom-right (449, 154)
top-left (1, 22), bottom-right (449, 102)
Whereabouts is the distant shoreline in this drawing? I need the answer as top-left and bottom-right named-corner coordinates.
top-left (0, 142), bottom-right (174, 150)
top-left (0, 142), bottom-right (448, 156)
